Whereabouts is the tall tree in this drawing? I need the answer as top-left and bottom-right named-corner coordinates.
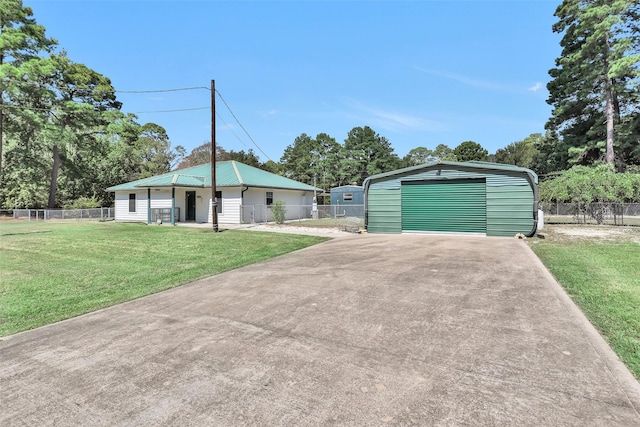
top-left (135, 122), bottom-right (184, 178)
top-left (280, 132), bottom-right (340, 189)
top-left (494, 133), bottom-right (542, 169)
top-left (453, 141), bottom-right (488, 162)
top-left (433, 143), bottom-right (457, 161)
top-left (221, 148), bottom-right (261, 168)
top-left (339, 126), bottom-right (400, 185)
top-left (547, 0), bottom-right (640, 167)
top-left (176, 142), bottom-right (212, 169)
top-left (401, 147), bottom-right (437, 167)
top-left (0, 0), bottom-right (57, 182)
top-left (44, 53), bottom-right (122, 207)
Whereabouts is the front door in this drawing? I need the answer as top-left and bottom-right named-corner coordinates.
top-left (185, 191), bottom-right (196, 221)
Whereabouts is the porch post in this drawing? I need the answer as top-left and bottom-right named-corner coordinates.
top-left (147, 188), bottom-right (151, 224)
top-left (171, 187), bottom-right (176, 225)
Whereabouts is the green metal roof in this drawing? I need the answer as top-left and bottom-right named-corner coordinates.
top-left (105, 161), bottom-right (320, 192)
top-left (363, 160), bottom-right (539, 187)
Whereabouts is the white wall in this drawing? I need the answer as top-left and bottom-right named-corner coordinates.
top-left (114, 190), bottom-right (148, 222)
top-left (242, 188), bottom-right (315, 222)
top-left (205, 187), bottom-right (242, 224)
top-left (114, 187), bottom-right (315, 224)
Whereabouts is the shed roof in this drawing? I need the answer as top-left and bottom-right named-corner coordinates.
top-left (330, 185), bottom-right (364, 191)
top-left (363, 160), bottom-right (538, 187)
top-left (105, 161), bottom-right (320, 192)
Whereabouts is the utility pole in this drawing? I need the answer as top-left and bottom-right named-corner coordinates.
top-left (211, 79), bottom-right (219, 232)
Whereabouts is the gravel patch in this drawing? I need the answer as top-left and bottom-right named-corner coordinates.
top-left (221, 223), bottom-right (358, 238)
top-left (550, 225), bottom-right (640, 243)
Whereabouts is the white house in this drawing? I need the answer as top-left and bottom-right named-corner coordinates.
top-left (105, 161), bottom-right (320, 225)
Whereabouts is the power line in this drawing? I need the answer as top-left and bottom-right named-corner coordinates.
top-left (214, 89), bottom-right (273, 162)
top-left (135, 107), bottom-right (209, 113)
top-left (117, 86), bottom-right (210, 94)
top-left (114, 85), bottom-right (274, 162)
top-left (215, 111), bottom-right (251, 151)
top-left (5, 84), bottom-right (275, 163)
top-left (1, 103), bottom-right (210, 115)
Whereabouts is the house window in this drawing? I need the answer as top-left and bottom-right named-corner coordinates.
top-left (215, 191), bottom-right (222, 214)
top-left (343, 193), bottom-right (353, 202)
top-left (266, 191), bottom-right (273, 206)
top-left (129, 193), bottom-right (136, 212)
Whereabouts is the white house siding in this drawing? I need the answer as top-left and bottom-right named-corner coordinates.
top-left (114, 187), bottom-right (314, 224)
top-left (114, 190), bottom-right (148, 222)
top-left (205, 187), bottom-right (242, 224)
top-left (149, 189), bottom-right (173, 209)
top-left (241, 188), bottom-right (314, 223)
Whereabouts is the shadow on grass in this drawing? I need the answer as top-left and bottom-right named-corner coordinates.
top-left (1, 230), bottom-right (52, 237)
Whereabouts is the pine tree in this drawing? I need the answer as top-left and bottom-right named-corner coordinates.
top-left (546, 0), bottom-right (640, 167)
top-left (0, 0), bottom-right (56, 182)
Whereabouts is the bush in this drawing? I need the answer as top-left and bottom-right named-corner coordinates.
top-left (272, 201), bottom-right (287, 224)
top-left (540, 165), bottom-right (640, 204)
top-left (63, 196), bottom-right (102, 209)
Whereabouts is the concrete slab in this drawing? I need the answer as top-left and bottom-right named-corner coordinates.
top-left (1, 234), bottom-right (638, 426)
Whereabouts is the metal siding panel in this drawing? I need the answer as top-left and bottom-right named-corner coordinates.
top-left (401, 179), bottom-right (486, 233)
top-left (486, 173), bottom-right (529, 187)
top-left (486, 185), bottom-right (534, 236)
top-left (368, 188), bottom-right (401, 233)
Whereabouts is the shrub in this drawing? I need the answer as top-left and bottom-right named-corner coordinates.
top-left (272, 200), bottom-right (287, 224)
top-left (63, 196), bottom-right (102, 209)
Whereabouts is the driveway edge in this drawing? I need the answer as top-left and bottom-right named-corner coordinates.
top-left (522, 241), bottom-right (640, 414)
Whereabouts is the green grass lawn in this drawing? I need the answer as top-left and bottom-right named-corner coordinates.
top-left (529, 226), bottom-right (640, 379)
top-left (0, 221), bottom-right (327, 337)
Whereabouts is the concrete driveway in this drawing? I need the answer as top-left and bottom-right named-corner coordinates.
top-left (1, 234), bottom-right (639, 426)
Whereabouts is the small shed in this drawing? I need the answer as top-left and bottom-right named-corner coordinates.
top-left (363, 161), bottom-right (539, 237)
top-left (330, 185), bottom-right (364, 206)
top-left (330, 185), bottom-right (365, 218)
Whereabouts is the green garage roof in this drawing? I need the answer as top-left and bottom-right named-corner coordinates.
top-left (106, 161), bottom-right (319, 192)
top-left (363, 160), bottom-right (538, 186)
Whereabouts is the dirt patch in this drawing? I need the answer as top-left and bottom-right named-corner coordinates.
top-left (542, 224), bottom-right (640, 243)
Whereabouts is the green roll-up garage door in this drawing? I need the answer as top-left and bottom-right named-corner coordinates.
top-left (401, 179), bottom-right (486, 233)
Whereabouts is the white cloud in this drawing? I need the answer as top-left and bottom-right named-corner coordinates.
top-left (415, 67), bottom-right (513, 92)
top-left (528, 82), bottom-right (543, 92)
top-left (259, 109), bottom-right (278, 117)
top-left (416, 67), bottom-right (545, 95)
top-left (344, 98), bottom-right (445, 132)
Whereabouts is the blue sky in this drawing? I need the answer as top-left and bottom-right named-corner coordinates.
top-left (26, 0), bottom-right (561, 162)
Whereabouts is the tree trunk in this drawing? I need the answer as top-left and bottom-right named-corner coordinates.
top-left (604, 32), bottom-right (615, 165)
top-left (48, 144), bottom-right (60, 208)
top-left (0, 53), bottom-right (4, 185)
top-left (605, 81), bottom-right (615, 164)
top-left (0, 96), bottom-right (3, 186)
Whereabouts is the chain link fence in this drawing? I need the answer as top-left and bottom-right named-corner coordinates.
top-left (1, 208), bottom-right (114, 222)
top-left (241, 204), bottom-right (365, 226)
top-left (541, 202), bottom-right (640, 226)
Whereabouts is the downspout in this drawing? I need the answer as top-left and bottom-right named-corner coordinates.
top-left (241, 185), bottom-right (249, 223)
top-left (171, 187), bottom-right (176, 226)
top-left (147, 188), bottom-right (151, 225)
top-left (363, 178), bottom-right (371, 231)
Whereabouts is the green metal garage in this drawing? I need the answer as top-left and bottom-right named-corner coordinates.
top-left (363, 161), bottom-right (539, 237)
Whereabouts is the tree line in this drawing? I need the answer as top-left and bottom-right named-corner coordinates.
top-left (1, 0), bottom-right (639, 209)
